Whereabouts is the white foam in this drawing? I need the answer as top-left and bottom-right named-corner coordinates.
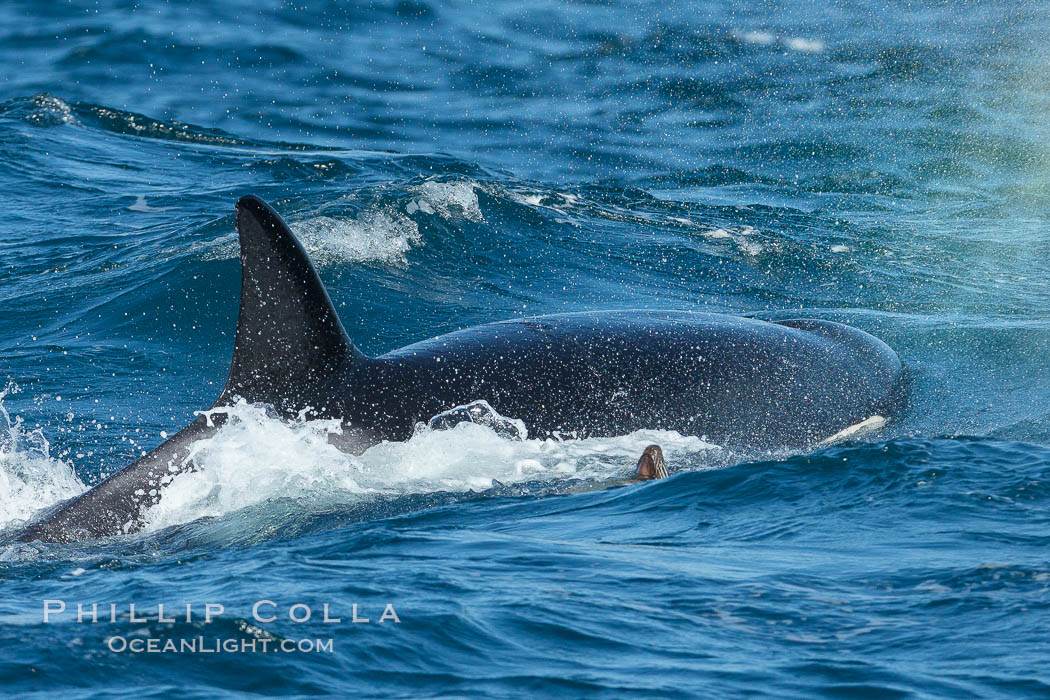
top-left (503, 187), bottom-right (581, 215)
top-left (24, 94), bottom-right (77, 126)
top-left (144, 401), bottom-right (366, 531)
top-left (291, 210), bottom-right (422, 267)
top-left (784, 37), bottom-right (825, 53)
top-left (734, 31), bottom-right (825, 54)
top-left (517, 193), bottom-right (545, 207)
top-left (704, 228), bottom-right (734, 240)
top-left (739, 31), bottom-right (776, 46)
top-left (201, 204), bottom-right (424, 267)
top-left (703, 226), bottom-right (764, 257)
top-left (0, 385), bottom-right (86, 530)
top-left (203, 180), bottom-right (487, 266)
top-left (141, 400), bottom-right (719, 532)
top-left (406, 180), bottom-right (483, 222)
top-left (363, 422), bottom-right (716, 492)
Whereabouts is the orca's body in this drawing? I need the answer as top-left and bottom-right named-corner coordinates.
top-left (15, 196), bottom-right (905, 543)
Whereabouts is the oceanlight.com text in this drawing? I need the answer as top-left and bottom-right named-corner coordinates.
top-left (107, 636), bottom-right (335, 654)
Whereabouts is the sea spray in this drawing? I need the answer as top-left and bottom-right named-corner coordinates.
top-left (0, 385), bottom-right (85, 528)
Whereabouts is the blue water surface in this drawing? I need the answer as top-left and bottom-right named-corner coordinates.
top-left (2, 0), bottom-right (1050, 696)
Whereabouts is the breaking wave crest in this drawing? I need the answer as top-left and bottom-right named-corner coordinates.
top-left (200, 179), bottom-right (483, 267)
top-left (291, 211), bottom-right (423, 267)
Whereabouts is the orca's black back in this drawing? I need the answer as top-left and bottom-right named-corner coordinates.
top-left (344, 310), bottom-right (904, 450)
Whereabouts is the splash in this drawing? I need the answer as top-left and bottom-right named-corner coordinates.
top-left (143, 400), bottom-right (366, 532)
top-left (428, 400), bottom-right (528, 440)
top-left (406, 180), bottom-right (483, 222)
top-left (362, 420), bottom-right (717, 493)
top-left (291, 210), bottom-right (422, 267)
top-left (202, 179), bottom-right (484, 267)
top-left (281, 180), bottom-right (485, 265)
top-left (142, 400), bottom-right (719, 532)
top-left (203, 206), bottom-right (423, 267)
top-left (0, 385), bottom-right (86, 530)
top-left (21, 93), bottom-right (78, 127)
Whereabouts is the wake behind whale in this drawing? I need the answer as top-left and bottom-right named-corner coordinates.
top-left (14, 196), bottom-right (906, 543)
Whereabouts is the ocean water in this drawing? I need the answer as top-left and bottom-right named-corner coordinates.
top-left (2, 0), bottom-right (1050, 696)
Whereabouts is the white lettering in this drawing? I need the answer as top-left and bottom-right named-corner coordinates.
top-left (77, 603), bottom-right (99, 623)
top-left (252, 600), bottom-right (277, 623)
top-left (322, 603), bottom-right (340, 623)
top-left (289, 603), bottom-right (311, 623)
top-left (128, 604), bottom-right (146, 623)
top-left (43, 599), bottom-right (65, 622)
top-left (379, 604), bottom-right (401, 623)
top-left (204, 603), bottom-right (224, 623)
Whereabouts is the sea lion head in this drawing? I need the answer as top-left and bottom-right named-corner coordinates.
top-left (633, 444), bottom-right (668, 481)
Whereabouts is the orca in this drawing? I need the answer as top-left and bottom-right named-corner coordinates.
top-left (15, 195), bottom-right (906, 543)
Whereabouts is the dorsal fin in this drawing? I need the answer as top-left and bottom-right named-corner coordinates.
top-left (216, 195), bottom-right (362, 413)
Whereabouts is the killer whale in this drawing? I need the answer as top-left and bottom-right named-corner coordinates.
top-left (15, 195), bottom-right (906, 543)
